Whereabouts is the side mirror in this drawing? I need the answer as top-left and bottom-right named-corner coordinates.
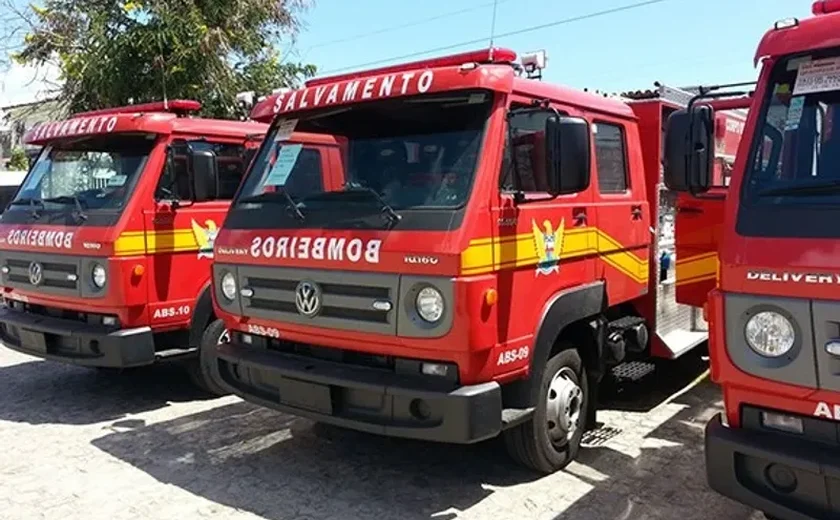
top-left (545, 115), bottom-right (591, 196)
top-left (664, 105), bottom-right (714, 193)
top-left (188, 146), bottom-right (219, 202)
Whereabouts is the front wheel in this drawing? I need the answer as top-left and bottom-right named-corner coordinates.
top-left (503, 346), bottom-right (588, 474)
top-left (187, 319), bottom-right (230, 396)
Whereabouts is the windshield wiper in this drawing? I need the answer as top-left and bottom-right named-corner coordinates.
top-left (9, 197), bottom-right (45, 219)
top-left (43, 195), bottom-right (88, 222)
top-left (758, 180), bottom-right (840, 197)
top-left (239, 191), bottom-right (305, 221)
top-left (336, 183), bottom-right (402, 225)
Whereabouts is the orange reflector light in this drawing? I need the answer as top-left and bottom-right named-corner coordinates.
top-left (133, 264), bottom-right (145, 277)
top-left (484, 289), bottom-right (498, 306)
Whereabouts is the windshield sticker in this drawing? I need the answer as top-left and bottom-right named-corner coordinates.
top-left (787, 56), bottom-right (812, 71)
top-left (785, 96), bottom-right (805, 131)
top-left (793, 57), bottom-right (840, 96)
top-left (264, 144), bottom-right (303, 186)
top-left (107, 174), bottom-right (127, 187)
top-left (274, 118), bottom-right (298, 142)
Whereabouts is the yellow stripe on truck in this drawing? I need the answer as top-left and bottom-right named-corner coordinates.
top-left (460, 226), bottom-right (649, 284)
top-left (114, 229), bottom-right (199, 256)
top-left (675, 251), bottom-right (719, 286)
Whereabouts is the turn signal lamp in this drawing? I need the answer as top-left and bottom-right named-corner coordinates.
top-left (484, 288), bottom-right (498, 307)
top-left (132, 264), bottom-right (145, 277)
top-left (813, 0), bottom-right (840, 15)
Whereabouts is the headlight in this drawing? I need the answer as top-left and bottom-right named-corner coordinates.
top-left (221, 272), bottom-right (237, 301)
top-left (92, 264), bottom-right (107, 288)
top-left (416, 286), bottom-right (444, 323)
top-left (745, 311), bottom-right (795, 357)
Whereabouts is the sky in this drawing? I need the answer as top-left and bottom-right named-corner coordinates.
top-left (0, 0), bottom-right (818, 107)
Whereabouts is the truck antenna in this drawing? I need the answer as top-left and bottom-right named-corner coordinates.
top-left (157, 33), bottom-right (169, 110)
top-left (488, 0), bottom-right (499, 59)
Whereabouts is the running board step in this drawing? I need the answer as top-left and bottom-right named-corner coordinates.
top-left (155, 347), bottom-right (198, 361)
top-left (501, 407), bottom-right (535, 429)
top-left (607, 316), bottom-right (647, 331)
top-left (610, 360), bottom-right (656, 382)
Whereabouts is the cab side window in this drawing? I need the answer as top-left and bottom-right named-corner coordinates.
top-left (156, 140), bottom-right (251, 201)
top-left (594, 122), bottom-right (629, 193)
top-left (499, 108), bottom-right (560, 193)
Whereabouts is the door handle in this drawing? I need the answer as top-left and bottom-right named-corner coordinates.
top-left (573, 208), bottom-right (587, 227)
top-left (631, 205), bottom-right (643, 220)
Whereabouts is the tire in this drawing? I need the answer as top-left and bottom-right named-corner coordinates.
top-left (187, 319), bottom-right (229, 396)
top-left (503, 346), bottom-right (588, 474)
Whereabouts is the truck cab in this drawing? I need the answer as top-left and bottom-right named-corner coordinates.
top-left (210, 49), bottom-right (740, 473)
top-left (0, 100), bottom-right (273, 392)
top-left (664, 2), bottom-right (840, 518)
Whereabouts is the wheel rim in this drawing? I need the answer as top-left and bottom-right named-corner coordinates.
top-left (545, 367), bottom-right (583, 446)
top-left (218, 329), bottom-right (230, 344)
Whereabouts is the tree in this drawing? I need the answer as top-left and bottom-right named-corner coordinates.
top-left (6, 147), bottom-right (29, 171)
top-left (6, 0), bottom-right (317, 118)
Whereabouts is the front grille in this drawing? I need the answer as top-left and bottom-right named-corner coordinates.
top-left (237, 266), bottom-right (399, 335)
top-left (0, 252), bottom-right (80, 296)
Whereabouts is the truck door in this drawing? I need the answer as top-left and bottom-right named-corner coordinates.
top-left (142, 139), bottom-right (253, 331)
top-left (591, 120), bottom-right (651, 304)
top-left (487, 104), bottom-right (596, 365)
top-left (673, 111), bottom-right (742, 307)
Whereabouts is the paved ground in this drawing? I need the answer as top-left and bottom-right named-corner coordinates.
top-left (0, 346), bottom-right (766, 520)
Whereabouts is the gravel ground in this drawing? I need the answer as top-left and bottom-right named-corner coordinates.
top-left (0, 346), bottom-right (765, 520)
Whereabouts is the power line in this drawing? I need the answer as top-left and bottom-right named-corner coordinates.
top-left (318, 0), bottom-right (671, 75)
top-left (305, 0), bottom-right (514, 52)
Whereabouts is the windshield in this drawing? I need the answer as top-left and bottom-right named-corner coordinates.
top-left (7, 134), bottom-right (154, 222)
top-left (231, 89), bottom-right (493, 230)
top-left (738, 49), bottom-right (840, 238)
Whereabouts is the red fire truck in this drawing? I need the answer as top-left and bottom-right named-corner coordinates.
top-left (208, 48), bottom-right (743, 472)
top-left (664, 2), bottom-right (840, 519)
top-left (0, 100), bottom-right (275, 393)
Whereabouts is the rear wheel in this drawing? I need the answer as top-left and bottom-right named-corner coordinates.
top-left (503, 346), bottom-right (588, 474)
top-left (187, 319), bottom-right (229, 396)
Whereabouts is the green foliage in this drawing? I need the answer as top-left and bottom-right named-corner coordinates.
top-left (13, 0), bottom-right (316, 118)
top-left (7, 147), bottom-right (28, 171)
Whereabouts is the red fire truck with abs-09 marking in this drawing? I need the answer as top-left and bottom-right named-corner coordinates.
top-left (664, 2), bottom-right (840, 518)
top-left (209, 48), bottom-right (744, 472)
top-left (0, 100), bottom-right (334, 393)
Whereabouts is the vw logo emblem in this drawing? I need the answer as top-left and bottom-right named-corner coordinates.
top-left (28, 262), bottom-right (43, 286)
top-left (295, 280), bottom-right (321, 317)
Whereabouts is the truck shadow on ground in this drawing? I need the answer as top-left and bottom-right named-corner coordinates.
top-left (555, 381), bottom-right (758, 520)
top-left (89, 352), bottom-right (757, 520)
top-left (0, 358), bottom-right (213, 425)
top-left (91, 402), bottom-right (536, 520)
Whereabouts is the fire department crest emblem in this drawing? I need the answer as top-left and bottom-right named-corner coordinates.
top-left (531, 218), bottom-right (565, 276)
top-left (191, 219), bottom-right (218, 259)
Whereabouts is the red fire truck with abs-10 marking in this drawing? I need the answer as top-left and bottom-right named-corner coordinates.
top-left (209, 48), bottom-right (744, 472)
top-left (0, 100), bottom-right (294, 393)
top-left (664, 2), bottom-right (840, 518)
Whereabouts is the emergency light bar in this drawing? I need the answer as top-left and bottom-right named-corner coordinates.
top-left (74, 99), bottom-right (202, 118)
top-left (813, 0), bottom-right (840, 14)
top-left (306, 47), bottom-right (518, 88)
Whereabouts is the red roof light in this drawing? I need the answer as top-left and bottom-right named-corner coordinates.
top-left (813, 0), bottom-right (840, 14)
top-left (306, 47), bottom-right (518, 88)
top-left (74, 99), bottom-right (202, 118)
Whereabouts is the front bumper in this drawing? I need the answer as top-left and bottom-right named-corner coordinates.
top-left (0, 307), bottom-right (155, 368)
top-left (706, 413), bottom-right (840, 520)
top-left (215, 342), bottom-right (503, 443)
